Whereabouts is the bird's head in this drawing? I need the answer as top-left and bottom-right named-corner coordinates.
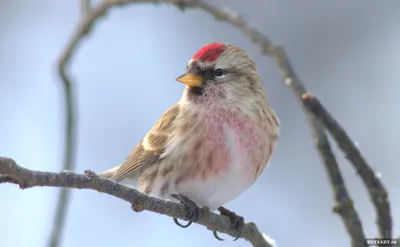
top-left (177, 42), bottom-right (268, 109)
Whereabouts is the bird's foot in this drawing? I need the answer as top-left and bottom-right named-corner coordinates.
top-left (213, 206), bottom-right (245, 241)
top-left (171, 194), bottom-right (201, 228)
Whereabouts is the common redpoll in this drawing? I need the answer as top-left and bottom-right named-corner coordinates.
top-left (100, 42), bottom-right (279, 239)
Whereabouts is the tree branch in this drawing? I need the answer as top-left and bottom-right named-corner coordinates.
top-left (48, 0), bottom-right (92, 244)
top-left (0, 157), bottom-right (274, 247)
top-left (49, 28), bottom-right (78, 247)
top-left (302, 93), bottom-right (392, 239)
top-left (81, 0), bottom-right (92, 18)
top-left (268, 47), bottom-right (367, 246)
top-left (0, 174), bottom-right (19, 184)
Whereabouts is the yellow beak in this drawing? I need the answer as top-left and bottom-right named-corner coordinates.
top-left (176, 73), bottom-right (203, 88)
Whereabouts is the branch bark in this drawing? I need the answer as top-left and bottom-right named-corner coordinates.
top-left (49, 0), bottom-right (92, 245)
top-left (302, 93), bottom-right (392, 239)
top-left (0, 157), bottom-right (273, 247)
top-left (269, 47), bottom-right (367, 247)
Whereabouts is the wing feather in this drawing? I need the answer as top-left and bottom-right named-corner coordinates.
top-left (111, 104), bottom-right (180, 182)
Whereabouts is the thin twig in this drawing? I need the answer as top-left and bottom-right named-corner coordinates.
top-left (49, 39), bottom-right (77, 247)
top-left (49, 1), bottom-right (92, 246)
top-left (0, 157), bottom-right (274, 247)
top-left (307, 117), bottom-right (365, 246)
top-left (270, 49), bottom-right (366, 246)
top-left (302, 93), bottom-right (392, 239)
top-left (81, 0), bottom-right (92, 18)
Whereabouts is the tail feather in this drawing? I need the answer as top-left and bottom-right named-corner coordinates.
top-left (98, 165), bottom-right (121, 180)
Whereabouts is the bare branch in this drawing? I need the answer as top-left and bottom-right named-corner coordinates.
top-left (307, 117), bottom-right (366, 246)
top-left (0, 157), bottom-right (274, 247)
top-left (49, 1), bottom-right (93, 246)
top-left (302, 93), bottom-right (392, 239)
top-left (81, 0), bottom-right (92, 18)
top-left (0, 174), bottom-right (19, 184)
top-left (269, 47), bottom-right (367, 246)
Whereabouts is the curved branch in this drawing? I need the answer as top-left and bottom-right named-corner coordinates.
top-left (50, 0), bottom-right (92, 245)
top-left (50, 23), bottom-right (77, 247)
top-left (294, 109), bottom-right (366, 245)
top-left (302, 93), bottom-right (392, 239)
top-left (268, 47), bottom-right (367, 246)
top-left (0, 157), bottom-right (273, 247)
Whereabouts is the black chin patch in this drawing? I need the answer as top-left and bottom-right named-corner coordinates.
top-left (189, 87), bottom-right (204, 96)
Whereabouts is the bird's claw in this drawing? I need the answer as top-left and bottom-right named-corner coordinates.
top-left (171, 194), bottom-right (201, 228)
top-left (214, 206), bottom-right (245, 241)
top-left (213, 230), bottom-right (225, 241)
top-left (173, 217), bottom-right (192, 228)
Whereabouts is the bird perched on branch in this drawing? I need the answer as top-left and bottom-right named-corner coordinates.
top-left (99, 42), bottom-right (279, 240)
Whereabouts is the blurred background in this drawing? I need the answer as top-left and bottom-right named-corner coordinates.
top-left (0, 0), bottom-right (399, 246)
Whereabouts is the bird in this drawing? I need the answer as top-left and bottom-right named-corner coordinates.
top-left (99, 42), bottom-right (280, 240)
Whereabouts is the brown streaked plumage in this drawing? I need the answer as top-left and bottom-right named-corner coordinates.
top-left (99, 42), bottom-right (280, 212)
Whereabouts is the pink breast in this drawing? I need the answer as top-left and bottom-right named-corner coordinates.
top-left (197, 109), bottom-right (268, 178)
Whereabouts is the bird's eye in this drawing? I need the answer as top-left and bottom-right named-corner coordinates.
top-left (214, 68), bottom-right (224, 77)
